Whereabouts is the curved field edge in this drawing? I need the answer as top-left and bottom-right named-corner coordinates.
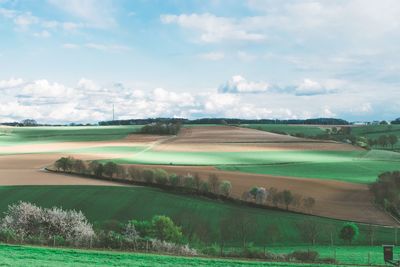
top-left (0, 244), bottom-right (348, 267)
top-left (0, 185), bottom-right (397, 246)
top-left (105, 149), bottom-right (400, 184)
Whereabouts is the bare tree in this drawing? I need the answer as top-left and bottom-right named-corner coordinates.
top-left (366, 224), bottom-right (376, 246)
top-left (72, 159), bottom-right (86, 174)
top-left (297, 219), bottom-right (319, 245)
top-left (265, 224), bottom-right (282, 245)
top-left (193, 173), bottom-right (201, 192)
top-left (303, 197), bottom-right (316, 213)
top-left (292, 193), bottom-right (303, 210)
top-left (232, 211), bottom-right (257, 248)
top-left (282, 190), bottom-right (294, 210)
top-left (208, 174), bottom-right (220, 194)
top-left (218, 215), bottom-right (234, 256)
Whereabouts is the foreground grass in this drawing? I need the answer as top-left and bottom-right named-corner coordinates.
top-left (0, 125), bottom-right (142, 146)
top-left (267, 246), bottom-right (395, 265)
top-left (0, 185), bottom-right (397, 246)
top-left (0, 244), bottom-right (351, 267)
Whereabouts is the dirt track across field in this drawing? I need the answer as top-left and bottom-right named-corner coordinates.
top-left (0, 125), bottom-right (396, 226)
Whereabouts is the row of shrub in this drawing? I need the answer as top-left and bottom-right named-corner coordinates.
top-left (140, 122), bottom-right (181, 135)
top-left (242, 186), bottom-right (316, 213)
top-left (0, 201), bottom-right (197, 256)
top-left (370, 171), bottom-right (400, 218)
top-left (54, 157), bottom-right (317, 214)
top-left (54, 157), bottom-right (233, 197)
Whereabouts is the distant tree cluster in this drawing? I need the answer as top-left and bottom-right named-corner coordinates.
top-left (370, 171), bottom-right (400, 217)
top-left (99, 117), bottom-right (350, 126)
top-left (368, 134), bottom-right (398, 149)
top-left (242, 186), bottom-right (315, 213)
top-left (140, 122), bottom-right (181, 135)
top-left (392, 118), bottom-right (400, 125)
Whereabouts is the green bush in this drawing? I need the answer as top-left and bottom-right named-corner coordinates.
top-left (169, 174), bottom-right (181, 187)
top-left (201, 244), bottom-right (219, 256)
top-left (154, 169), bottom-right (169, 185)
top-left (339, 222), bottom-right (359, 244)
top-left (151, 215), bottom-right (183, 243)
top-left (142, 169), bottom-right (155, 183)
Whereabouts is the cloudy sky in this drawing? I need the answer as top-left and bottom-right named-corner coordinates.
top-left (1, 0), bottom-right (400, 123)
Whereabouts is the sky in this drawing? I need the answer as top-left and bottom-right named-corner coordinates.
top-left (0, 0), bottom-right (400, 123)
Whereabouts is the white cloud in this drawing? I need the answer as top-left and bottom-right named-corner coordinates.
top-left (0, 78), bottom-right (24, 89)
top-left (199, 51), bottom-right (224, 61)
top-left (295, 78), bottom-right (342, 96)
top-left (0, 7), bottom-right (85, 35)
top-left (21, 80), bottom-right (73, 98)
top-left (237, 51), bottom-right (256, 62)
top-left (219, 75), bottom-right (270, 93)
top-left (48, 0), bottom-right (116, 28)
top-left (0, 77), bottom-right (399, 123)
top-left (161, 13), bottom-right (266, 43)
top-left (84, 43), bottom-right (130, 52)
top-left (14, 13), bottom-right (38, 28)
top-left (62, 43), bottom-right (79, 49)
top-left (33, 30), bottom-right (51, 38)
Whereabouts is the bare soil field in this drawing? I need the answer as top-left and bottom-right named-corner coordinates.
top-left (156, 126), bottom-right (362, 152)
top-left (126, 163), bottom-right (396, 226)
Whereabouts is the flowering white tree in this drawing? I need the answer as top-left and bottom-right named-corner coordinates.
top-left (1, 201), bottom-right (43, 238)
top-left (124, 221), bottom-right (139, 242)
top-left (255, 187), bottom-right (268, 205)
top-left (150, 239), bottom-right (197, 256)
top-left (1, 201), bottom-right (95, 246)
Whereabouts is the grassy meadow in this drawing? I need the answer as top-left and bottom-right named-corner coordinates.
top-left (0, 244), bottom-right (355, 267)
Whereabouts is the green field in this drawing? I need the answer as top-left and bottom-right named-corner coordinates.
top-left (0, 185), bottom-right (397, 247)
top-left (108, 149), bottom-right (400, 183)
top-left (0, 244), bottom-right (354, 267)
top-left (0, 126), bottom-right (142, 146)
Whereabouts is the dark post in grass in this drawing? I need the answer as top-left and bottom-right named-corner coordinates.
top-left (383, 245), bottom-right (400, 266)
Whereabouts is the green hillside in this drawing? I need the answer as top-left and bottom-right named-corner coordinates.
top-left (0, 185), bottom-right (396, 247)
